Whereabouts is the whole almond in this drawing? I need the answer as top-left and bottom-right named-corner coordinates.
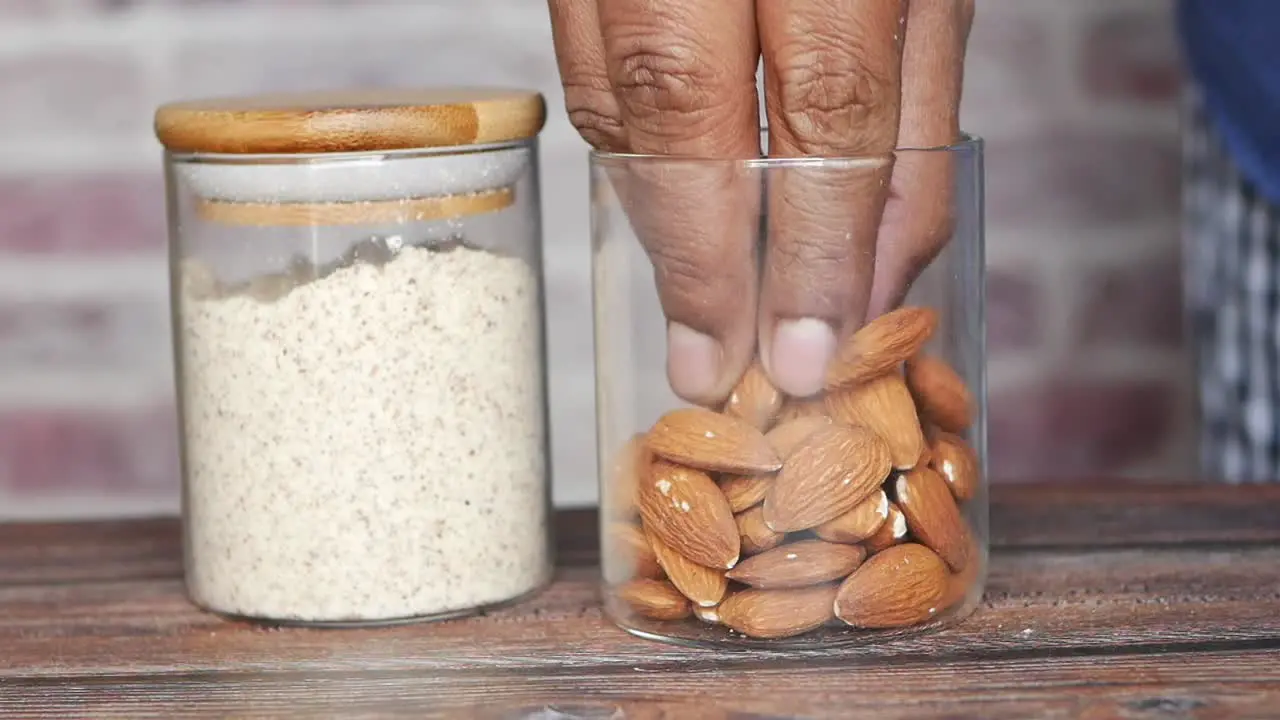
top-left (726, 539), bottom-right (866, 589)
top-left (834, 543), bottom-right (949, 629)
top-left (815, 489), bottom-right (890, 544)
top-left (940, 534), bottom-right (985, 612)
top-left (929, 432), bottom-right (979, 503)
top-left (826, 372), bottom-right (926, 470)
top-left (825, 306), bottom-right (938, 390)
top-left (647, 407), bottom-right (782, 475)
top-left (723, 362), bottom-right (784, 431)
top-left (905, 354), bottom-right (973, 433)
top-left (639, 460), bottom-right (741, 569)
top-left (717, 584), bottom-right (839, 640)
top-left (863, 501), bottom-right (908, 554)
top-left (605, 521), bottom-right (663, 582)
top-left (718, 473), bottom-right (772, 513)
top-left (764, 415), bottom-right (833, 460)
top-left (894, 466), bottom-right (971, 572)
top-left (736, 505), bottom-right (786, 555)
top-left (762, 425), bottom-right (893, 532)
top-left (775, 395), bottom-right (828, 424)
top-left (645, 528), bottom-right (728, 607)
top-left (616, 578), bottom-right (692, 621)
top-left (606, 433), bottom-right (649, 519)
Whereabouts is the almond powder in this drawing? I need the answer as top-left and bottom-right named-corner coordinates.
top-left (177, 242), bottom-right (550, 624)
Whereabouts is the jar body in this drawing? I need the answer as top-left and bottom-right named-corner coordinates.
top-left (592, 140), bottom-right (987, 648)
top-left (167, 142), bottom-right (552, 625)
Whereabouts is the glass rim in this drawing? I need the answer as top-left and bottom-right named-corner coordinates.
top-left (589, 131), bottom-right (982, 167)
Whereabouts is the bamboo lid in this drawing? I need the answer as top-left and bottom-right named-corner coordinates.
top-left (154, 88), bottom-right (546, 155)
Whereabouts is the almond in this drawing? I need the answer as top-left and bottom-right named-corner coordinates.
top-left (905, 354), bottom-right (973, 433)
top-left (826, 372), bottom-right (926, 470)
top-left (616, 578), bottom-right (692, 621)
top-left (940, 533), bottom-right (985, 611)
top-left (718, 472), bottom-right (772, 513)
top-left (929, 432), bottom-right (979, 503)
top-left (693, 603), bottom-right (721, 624)
top-left (825, 306), bottom-right (938, 390)
top-left (605, 521), bottom-right (663, 582)
top-left (814, 489), bottom-right (890, 544)
top-left (646, 407), bottom-right (782, 475)
top-left (605, 433), bottom-right (649, 519)
top-left (762, 425), bottom-right (892, 532)
top-left (863, 501), bottom-right (908, 554)
top-left (775, 395), bottom-right (828, 424)
top-left (736, 505), bottom-right (786, 555)
top-left (723, 362), bottom-right (784, 431)
top-left (726, 539), bottom-right (866, 589)
top-left (639, 460), bottom-right (741, 569)
top-left (645, 528), bottom-right (728, 607)
top-left (834, 543), bottom-right (949, 629)
top-left (764, 415), bottom-right (833, 460)
top-left (894, 466), bottom-right (971, 572)
top-left (717, 584), bottom-right (839, 640)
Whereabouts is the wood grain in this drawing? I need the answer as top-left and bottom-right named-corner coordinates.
top-left (154, 88), bottom-right (547, 154)
top-left (3, 651), bottom-right (1278, 719)
top-left (0, 483), bottom-right (1278, 718)
top-left (989, 481), bottom-right (1280, 547)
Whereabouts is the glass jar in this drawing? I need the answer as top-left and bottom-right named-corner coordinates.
top-left (155, 89), bottom-right (553, 626)
top-left (593, 137), bottom-right (986, 648)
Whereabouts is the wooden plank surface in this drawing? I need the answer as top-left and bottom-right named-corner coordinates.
top-left (0, 483), bottom-right (1278, 719)
top-left (2, 650), bottom-right (1278, 719)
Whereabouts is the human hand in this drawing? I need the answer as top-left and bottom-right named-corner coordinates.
top-left (549, 0), bottom-right (975, 406)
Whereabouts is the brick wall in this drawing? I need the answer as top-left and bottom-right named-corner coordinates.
top-left (0, 0), bottom-right (1191, 519)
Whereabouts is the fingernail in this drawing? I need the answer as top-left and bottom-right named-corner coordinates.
top-left (770, 318), bottom-right (837, 397)
top-left (667, 322), bottom-right (722, 401)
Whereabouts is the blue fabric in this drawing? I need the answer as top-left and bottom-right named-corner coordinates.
top-left (1178, 0), bottom-right (1280, 204)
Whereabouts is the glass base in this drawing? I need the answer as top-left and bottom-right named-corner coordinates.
top-left (608, 591), bottom-right (983, 652)
top-left (188, 576), bottom-right (553, 629)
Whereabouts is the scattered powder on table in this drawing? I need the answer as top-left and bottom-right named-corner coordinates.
top-left (178, 242), bottom-right (550, 623)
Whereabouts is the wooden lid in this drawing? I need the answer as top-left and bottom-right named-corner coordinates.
top-left (154, 88), bottom-right (546, 155)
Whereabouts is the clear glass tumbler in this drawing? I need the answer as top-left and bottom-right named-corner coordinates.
top-left (593, 137), bottom-right (986, 649)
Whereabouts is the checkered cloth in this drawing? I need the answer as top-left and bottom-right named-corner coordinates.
top-left (1183, 84), bottom-right (1280, 483)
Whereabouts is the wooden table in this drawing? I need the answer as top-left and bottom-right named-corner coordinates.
top-left (1, 482), bottom-right (1279, 719)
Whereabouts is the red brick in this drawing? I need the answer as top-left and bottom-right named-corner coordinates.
top-left (0, 174), bottom-right (165, 254)
top-left (0, 51), bottom-right (147, 138)
top-left (0, 298), bottom-right (170, 372)
top-left (0, 405), bottom-right (179, 496)
top-left (1081, 8), bottom-right (1183, 103)
top-left (1078, 251), bottom-right (1184, 349)
top-left (985, 132), bottom-right (1180, 226)
top-left (987, 380), bottom-right (1177, 482)
top-left (986, 266), bottom-right (1042, 352)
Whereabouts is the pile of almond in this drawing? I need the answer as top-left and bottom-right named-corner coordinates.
top-left (604, 306), bottom-right (983, 641)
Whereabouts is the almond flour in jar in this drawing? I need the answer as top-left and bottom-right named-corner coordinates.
top-left (178, 241), bottom-right (550, 623)
top-left (155, 89), bottom-right (555, 625)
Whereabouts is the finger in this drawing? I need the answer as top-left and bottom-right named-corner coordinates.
top-left (548, 0), bottom-right (626, 151)
top-left (758, 0), bottom-right (907, 398)
top-left (867, 0), bottom-right (972, 318)
top-left (598, 0), bottom-right (763, 407)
